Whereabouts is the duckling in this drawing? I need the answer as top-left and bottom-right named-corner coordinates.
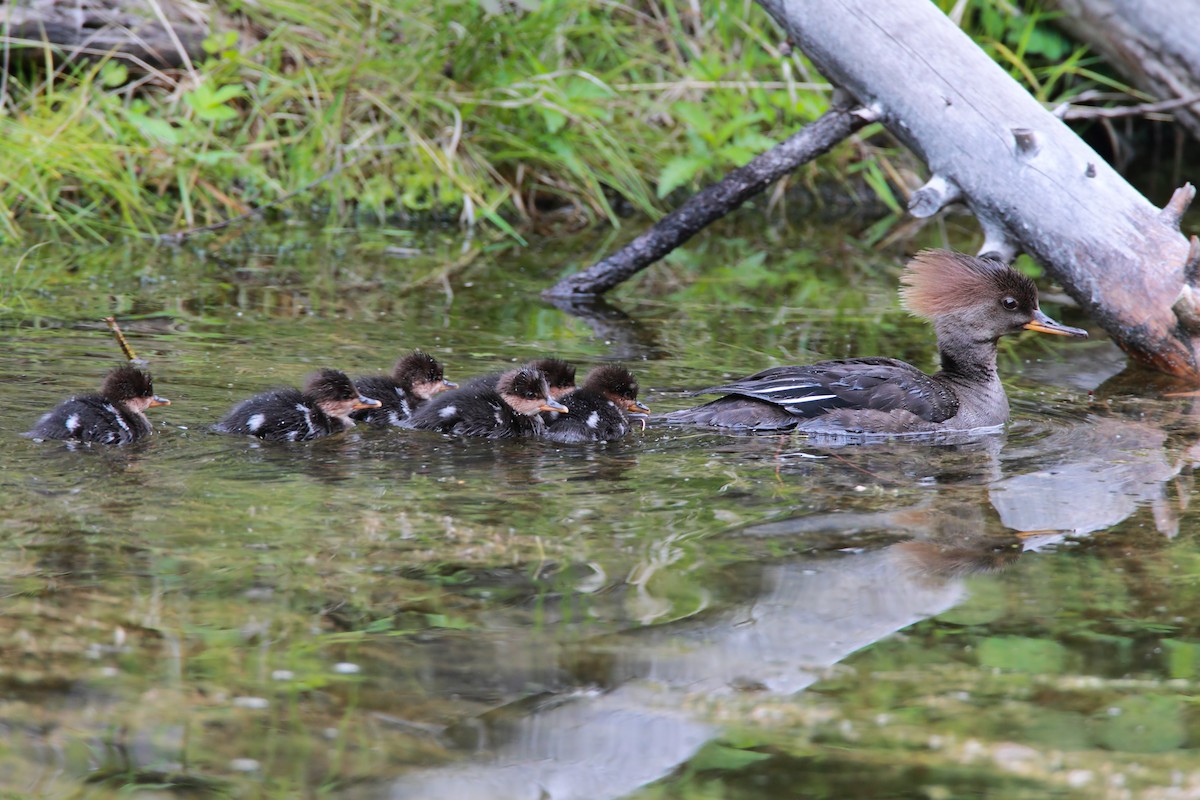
top-left (665, 250), bottom-right (1087, 435)
top-left (540, 365), bottom-right (649, 443)
top-left (405, 365), bottom-right (567, 438)
top-left (215, 368), bottom-right (380, 441)
top-left (26, 365), bottom-right (170, 445)
top-left (462, 357), bottom-right (577, 399)
top-left (351, 351), bottom-right (457, 427)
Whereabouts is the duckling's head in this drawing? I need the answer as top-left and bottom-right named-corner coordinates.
top-left (305, 368), bottom-right (380, 420)
top-left (528, 358), bottom-right (577, 399)
top-left (393, 351), bottom-right (456, 400)
top-left (900, 249), bottom-right (1086, 341)
top-left (101, 365), bottom-right (170, 413)
top-left (582, 365), bottom-right (649, 415)
top-left (497, 366), bottom-right (568, 416)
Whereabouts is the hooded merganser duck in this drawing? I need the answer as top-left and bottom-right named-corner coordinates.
top-left (665, 250), bottom-right (1087, 435)
top-left (26, 365), bottom-right (170, 445)
top-left (462, 358), bottom-right (577, 399)
top-left (350, 351), bottom-right (457, 427)
top-left (405, 365), bottom-right (568, 438)
top-left (540, 365), bottom-right (650, 443)
top-left (215, 368), bottom-right (381, 441)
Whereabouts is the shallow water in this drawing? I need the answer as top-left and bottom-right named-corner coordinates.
top-left (2, 221), bottom-right (1200, 799)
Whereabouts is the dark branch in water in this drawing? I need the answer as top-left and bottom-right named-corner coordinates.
top-left (543, 103), bottom-right (869, 299)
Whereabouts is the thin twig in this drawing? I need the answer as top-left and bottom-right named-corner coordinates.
top-left (1058, 92), bottom-right (1200, 121)
top-left (104, 317), bottom-right (140, 363)
top-left (154, 154), bottom-right (370, 243)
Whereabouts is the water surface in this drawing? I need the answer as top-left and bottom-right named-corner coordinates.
top-left (2, 220), bottom-right (1199, 799)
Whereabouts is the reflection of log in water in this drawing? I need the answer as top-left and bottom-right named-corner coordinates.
top-left (544, 295), bottom-right (668, 361)
top-left (382, 545), bottom-right (989, 800)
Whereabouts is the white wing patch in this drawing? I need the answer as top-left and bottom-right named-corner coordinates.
top-left (65, 413), bottom-right (81, 433)
top-left (296, 403), bottom-right (316, 438)
top-left (247, 413), bottom-right (266, 432)
top-left (107, 404), bottom-right (132, 437)
top-left (439, 405), bottom-right (457, 419)
top-left (586, 411), bottom-right (600, 429)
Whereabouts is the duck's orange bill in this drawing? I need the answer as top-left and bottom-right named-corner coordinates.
top-left (1023, 309), bottom-right (1088, 338)
top-left (539, 397), bottom-right (569, 414)
top-left (627, 400), bottom-right (650, 414)
top-left (149, 396), bottom-right (171, 407)
top-left (442, 379), bottom-right (458, 389)
top-left (353, 395), bottom-right (382, 410)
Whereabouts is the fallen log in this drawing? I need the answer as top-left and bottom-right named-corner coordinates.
top-left (1048, 0), bottom-right (1200, 142)
top-left (2, 0), bottom-right (208, 71)
top-left (755, 0), bottom-right (1197, 379)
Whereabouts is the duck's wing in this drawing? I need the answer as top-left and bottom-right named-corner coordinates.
top-left (688, 358), bottom-right (957, 423)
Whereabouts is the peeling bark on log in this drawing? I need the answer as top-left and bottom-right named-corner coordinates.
top-left (542, 104), bottom-right (869, 299)
top-left (757, 0), bottom-right (1199, 381)
top-left (3, 0), bottom-right (208, 70)
top-left (1047, 0), bottom-right (1200, 142)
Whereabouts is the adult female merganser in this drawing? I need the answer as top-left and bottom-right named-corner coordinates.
top-left (26, 365), bottom-right (170, 444)
top-left (665, 250), bottom-right (1087, 435)
top-left (540, 365), bottom-right (649, 443)
top-left (462, 358), bottom-right (577, 399)
top-left (351, 351), bottom-right (456, 427)
top-left (215, 368), bottom-right (380, 441)
top-left (405, 365), bottom-right (567, 438)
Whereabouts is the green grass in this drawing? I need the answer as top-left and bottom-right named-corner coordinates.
top-left (0, 0), bottom-right (1128, 244)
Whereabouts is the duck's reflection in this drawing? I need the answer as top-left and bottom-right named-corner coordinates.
top-left (381, 505), bottom-right (1023, 800)
top-left (381, 403), bottom-right (1199, 799)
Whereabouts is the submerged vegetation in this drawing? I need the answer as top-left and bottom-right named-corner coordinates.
top-left (0, 0), bottom-right (1124, 244)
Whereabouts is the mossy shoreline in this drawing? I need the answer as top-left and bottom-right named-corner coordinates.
top-left (0, 0), bottom-right (1100, 245)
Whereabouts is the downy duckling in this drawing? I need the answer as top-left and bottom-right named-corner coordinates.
top-left (215, 368), bottom-right (380, 441)
top-left (351, 350), bottom-right (456, 427)
top-left (541, 365), bottom-right (649, 443)
top-left (26, 365), bottom-right (170, 445)
top-left (405, 365), bottom-right (567, 439)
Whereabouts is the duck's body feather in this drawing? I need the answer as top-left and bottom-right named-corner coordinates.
top-left (215, 389), bottom-right (351, 442)
top-left (405, 384), bottom-right (542, 439)
top-left (27, 394), bottom-right (152, 444)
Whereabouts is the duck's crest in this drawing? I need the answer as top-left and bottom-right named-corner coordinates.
top-left (900, 249), bottom-right (1033, 318)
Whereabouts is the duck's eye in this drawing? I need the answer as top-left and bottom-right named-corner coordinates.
top-left (1001, 296), bottom-right (1019, 311)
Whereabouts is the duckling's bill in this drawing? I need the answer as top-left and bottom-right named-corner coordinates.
top-left (149, 396), bottom-right (171, 407)
top-left (353, 395), bottom-right (382, 410)
top-left (539, 398), bottom-right (569, 413)
top-left (1024, 309), bottom-right (1087, 338)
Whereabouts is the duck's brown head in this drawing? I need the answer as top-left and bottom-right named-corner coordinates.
top-left (497, 366), bottom-right (568, 416)
top-left (900, 249), bottom-right (1086, 341)
top-left (101, 365), bottom-right (170, 413)
top-left (305, 368), bottom-right (380, 420)
top-left (581, 364), bottom-right (649, 415)
top-left (393, 351), bottom-right (456, 400)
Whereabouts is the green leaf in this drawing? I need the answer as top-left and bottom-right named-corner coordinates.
top-left (541, 107), bottom-right (567, 134)
top-left (128, 113), bottom-right (180, 145)
top-left (688, 742), bottom-right (771, 773)
top-left (1095, 695), bottom-right (1186, 753)
top-left (976, 636), bottom-right (1069, 674)
top-left (100, 62), bottom-right (128, 88)
top-left (657, 156), bottom-right (706, 198)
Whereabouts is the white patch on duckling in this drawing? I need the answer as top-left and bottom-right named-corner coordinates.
top-left (586, 411), bottom-right (600, 429)
top-left (296, 403), bottom-right (316, 437)
top-left (65, 413), bottom-right (81, 433)
top-left (246, 413), bottom-right (266, 432)
top-left (439, 405), bottom-right (457, 419)
top-left (108, 405), bottom-right (131, 435)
